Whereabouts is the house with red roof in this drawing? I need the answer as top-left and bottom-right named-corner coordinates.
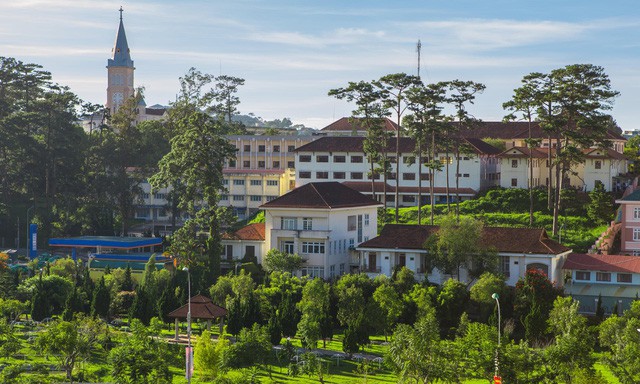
top-left (223, 182), bottom-right (382, 279)
top-left (294, 136), bottom-right (501, 207)
top-left (356, 224), bottom-right (571, 286)
top-left (563, 253), bottom-right (640, 314)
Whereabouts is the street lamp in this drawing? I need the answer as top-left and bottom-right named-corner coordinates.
top-left (183, 266), bottom-right (192, 384)
top-left (492, 293), bottom-right (501, 378)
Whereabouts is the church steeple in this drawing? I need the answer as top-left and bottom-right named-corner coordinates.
top-left (106, 7), bottom-right (135, 114)
top-left (108, 6), bottom-right (134, 68)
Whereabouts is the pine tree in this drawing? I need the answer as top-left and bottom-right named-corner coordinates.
top-left (91, 276), bottom-right (111, 320)
top-left (121, 264), bottom-right (134, 291)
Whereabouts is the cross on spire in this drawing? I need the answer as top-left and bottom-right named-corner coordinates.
top-left (119, 6), bottom-right (123, 20)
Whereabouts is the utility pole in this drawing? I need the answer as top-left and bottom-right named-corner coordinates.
top-left (416, 39), bottom-right (422, 79)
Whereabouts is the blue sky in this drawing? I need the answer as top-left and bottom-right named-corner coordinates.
top-left (1, 1), bottom-right (638, 130)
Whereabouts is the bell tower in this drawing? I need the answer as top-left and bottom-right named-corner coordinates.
top-left (106, 7), bottom-right (135, 115)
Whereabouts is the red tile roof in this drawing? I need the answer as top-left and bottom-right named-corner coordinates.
top-left (321, 117), bottom-right (399, 132)
top-left (167, 294), bottom-right (228, 319)
top-left (260, 182), bottom-right (382, 209)
top-left (459, 121), bottom-right (626, 142)
top-left (342, 182), bottom-right (476, 196)
top-left (358, 224), bottom-right (570, 254)
top-left (295, 136), bottom-right (500, 155)
top-left (499, 147), bottom-right (626, 160)
top-left (222, 223), bottom-right (266, 241)
top-left (563, 253), bottom-right (640, 274)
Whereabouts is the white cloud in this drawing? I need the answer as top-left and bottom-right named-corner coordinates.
top-left (245, 27), bottom-right (388, 47)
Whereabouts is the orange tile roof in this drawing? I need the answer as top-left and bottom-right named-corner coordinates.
top-left (222, 223), bottom-right (265, 241)
top-left (563, 253), bottom-right (640, 274)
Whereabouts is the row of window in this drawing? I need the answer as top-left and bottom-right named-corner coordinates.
top-left (299, 171), bottom-right (465, 181)
top-left (224, 179), bottom-right (279, 187)
top-left (228, 160), bottom-right (294, 169)
top-left (575, 271), bottom-right (632, 283)
top-left (511, 159), bottom-right (603, 169)
top-left (141, 192), bottom-right (167, 200)
top-left (280, 215), bottom-right (370, 231)
top-left (220, 195), bottom-right (278, 202)
top-left (239, 144), bottom-right (296, 153)
top-left (299, 155), bottom-right (471, 164)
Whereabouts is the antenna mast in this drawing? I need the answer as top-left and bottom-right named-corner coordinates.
top-left (416, 39), bottom-right (422, 79)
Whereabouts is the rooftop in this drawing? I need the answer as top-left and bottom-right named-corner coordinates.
top-left (260, 182), bottom-right (382, 209)
top-left (563, 253), bottom-right (640, 274)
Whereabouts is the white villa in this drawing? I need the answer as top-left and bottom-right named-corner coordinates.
top-left (355, 224), bottom-right (572, 286)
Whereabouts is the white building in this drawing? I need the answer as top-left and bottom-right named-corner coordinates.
top-left (499, 147), bottom-right (627, 192)
top-left (294, 136), bottom-right (501, 206)
top-left (356, 224), bottom-right (571, 286)
top-left (228, 182), bottom-right (383, 278)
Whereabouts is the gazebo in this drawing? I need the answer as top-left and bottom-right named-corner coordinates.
top-left (168, 294), bottom-right (228, 340)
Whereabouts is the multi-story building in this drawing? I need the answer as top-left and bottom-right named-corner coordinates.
top-left (294, 136), bottom-right (501, 206)
top-left (499, 147), bottom-right (627, 191)
top-left (259, 182), bottom-right (382, 278)
top-left (615, 188), bottom-right (640, 255)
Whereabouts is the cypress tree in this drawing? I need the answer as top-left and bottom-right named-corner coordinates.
top-left (121, 264), bottom-right (134, 291)
top-left (91, 276), bottom-right (111, 320)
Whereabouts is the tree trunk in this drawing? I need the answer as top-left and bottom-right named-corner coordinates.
top-left (547, 135), bottom-right (553, 211)
top-left (454, 144), bottom-right (461, 220)
top-left (552, 137), bottom-right (562, 236)
top-left (430, 131), bottom-right (436, 225)
top-left (417, 150), bottom-right (422, 226)
top-left (395, 123), bottom-right (401, 222)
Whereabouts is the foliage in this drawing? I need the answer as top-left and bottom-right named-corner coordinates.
top-left (297, 278), bottom-right (330, 349)
top-left (372, 282), bottom-right (402, 340)
top-left (36, 315), bottom-right (108, 380)
top-left (263, 249), bottom-right (304, 274)
top-left (109, 319), bottom-right (172, 384)
top-left (515, 269), bottom-right (563, 342)
top-left (222, 324), bottom-right (271, 369)
top-left (436, 278), bottom-right (468, 336)
top-left (91, 276), bottom-right (110, 320)
top-left (194, 330), bottom-right (228, 380)
top-left (599, 301), bottom-right (640, 382)
top-left (587, 181), bottom-right (614, 224)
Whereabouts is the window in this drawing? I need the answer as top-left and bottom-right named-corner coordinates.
top-left (299, 171), bottom-right (311, 179)
top-left (348, 215), bottom-right (357, 231)
top-left (364, 214), bottom-right (370, 226)
top-left (618, 273), bottom-right (632, 283)
top-left (250, 180), bottom-right (262, 186)
top-left (228, 159), bottom-right (236, 167)
top-left (287, 161), bottom-right (295, 168)
top-left (389, 156), bottom-right (397, 163)
top-left (351, 172), bottom-right (363, 180)
top-left (403, 156), bottom-right (415, 164)
top-left (511, 178), bottom-right (517, 187)
top-left (302, 266), bottom-right (324, 278)
top-left (299, 155), bottom-right (311, 162)
top-left (317, 155), bottom-right (329, 163)
top-left (258, 161), bottom-right (266, 168)
top-left (282, 241), bottom-right (294, 254)
top-left (288, 145), bottom-right (295, 152)
top-left (273, 145), bottom-right (280, 153)
top-left (302, 242), bottom-right (325, 254)
top-left (334, 172), bottom-right (345, 179)
top-left (334, 155), bottom-right (346, 163)
top-left (402, 195), bottom-right (415, 203)
top-left (596, 272), bottom-right (611, 282)
top-left (634, 228), bottom-right (640, 241)
top-left (501, 256), bottom-right (511, 277)
top-left (595, 160), bottom-right (602, 169)
top-left (250, 195), bottom-right (261, 202)
top-left (220, 195), bottom-right (228, 201)
top-left (316, 171), bottom-right (329, 179)
top-left (222, 179), bottom-right (229, 186)
top-left (388, 172), bottom-right (397, 180)
top-left (142, 192), bottom-right (150, 199)
top-left (403, 173), bottom-right (416, 181)
top-left (245, 245), bottom-right (255, 258)
top-left (439, 156), bottom-right (452, 165)
top-left (511, 159), bottom-right (518, 168)
top-left (267, 180), bottom-right (278, 186)
top-left (273, 161), bottom-right (280, 168)
top-left (266, 195), bottom-right (277, 201)
top-left (330, 265), bottom-right (335, 278)
top-left (463, 173), bottom-right (469, 178)
top-left (243, 160), bottom-right (251, 168)
top-left (281, 217), bottom-right (297, 230)
top-left (244, 144), bottom-right (251, 152)
top-left (420, 173), bottom-right (430, 181)
top-left (303, 217), bottom-right (313, 230)
top-left (340, 263), bottom-right (345, 275)
top-left (575, 271), bottom-right (590, 281)
top-left (351, 155), bottom-right (363, 163)
top-left (349, 238), bottom-right (355, 248)
top-left (154, 193), bottom-right (166, 199)
top-left (258, 145), bottom-right (265, 152)
top-left (233, 195), bottom-right (244, 201)
top-left (633, 207), bottom-right (640, 219)
top-left (233, 179), bottom-right (245, 186)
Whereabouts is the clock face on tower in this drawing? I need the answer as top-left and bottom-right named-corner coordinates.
top-left (112, 92), bottom-right (124, 105)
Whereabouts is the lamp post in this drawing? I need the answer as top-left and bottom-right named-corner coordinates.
top-left (492, 293), bottom-right (501, 378)
top-left (26, 205), bottom-right (34, 253)
top-left (183, 266), bottom-right (192, 384)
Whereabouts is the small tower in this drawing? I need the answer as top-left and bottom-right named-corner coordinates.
top-left (106, 7), bottom-right (135, 115)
